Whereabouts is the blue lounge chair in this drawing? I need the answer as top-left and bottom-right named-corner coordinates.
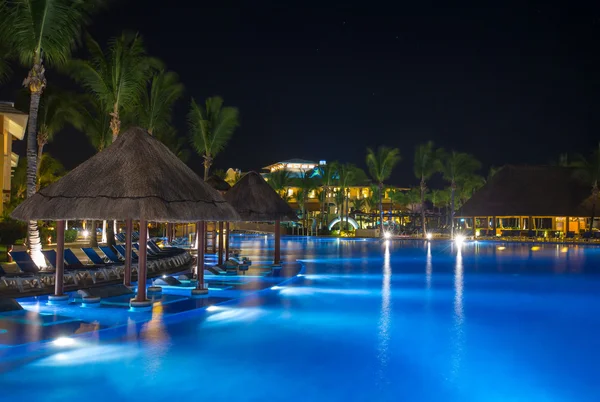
top-left (99, 246), bottom-right (121, 264)
top-left (0, 265), bottom-right (42, 292)
top-left (81, 247), bottom-right (114, 265)
top-left (64, 249), bottom-right (120, 280)
top-left (42, 249), bottom-right (108, 284)
top-left (10, 251), bottom-right (78, 286)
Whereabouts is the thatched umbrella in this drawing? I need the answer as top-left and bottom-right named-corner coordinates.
top-left (12, 127), bottom-right (239, 305)
top-left (224, 171), bottom-right (297, 266)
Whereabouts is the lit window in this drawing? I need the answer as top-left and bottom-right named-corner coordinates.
top-left (288, 189), bottom-right (294, 196)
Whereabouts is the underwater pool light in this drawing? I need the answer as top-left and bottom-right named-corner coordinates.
top-left (53, 337), bottom-right (75, 347)
top-left (206, 306), bottom-right (220, 312)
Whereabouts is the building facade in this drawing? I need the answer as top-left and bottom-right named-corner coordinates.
top-left (0, 102), bottom-right (28, 214)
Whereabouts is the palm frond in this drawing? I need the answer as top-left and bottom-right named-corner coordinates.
top-left (139, 70), bottom-right (184, 134)
top-left (366, 146), bottom-right (401, 184)
top-left (0, 0), bottom-right (103, 67)
top-left (188, 96), bottom-right (240, 160)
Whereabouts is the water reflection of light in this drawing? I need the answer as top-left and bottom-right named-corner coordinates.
top-left (278, 287), bottom-right (370, 296)
top-left (426, 242), bottom-right (432, 289)
top-left (141, 303), bottom-right (170, 375)
top-left (205, 307), bottom-right (265, 324)
top-left (33, 344), bottom-right (141, 367)
top-left (377, 241), bottom-right (392, 386)
top-left (451, 246), bottom-right (464, 381)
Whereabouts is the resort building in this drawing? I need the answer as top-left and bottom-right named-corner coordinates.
top-left (263, 158), bottom-right (323, 177)
top-left (258, 158), bottom-right (409, 230)
top-left (0, 102), bottom-right (27, 214)
top-left (457, 165), bottom-right (598, 237)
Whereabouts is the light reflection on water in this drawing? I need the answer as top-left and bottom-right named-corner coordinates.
top-left (451, 245), bottom-right (464, 383)
top-left (377, 240), bottom-right (392, 386)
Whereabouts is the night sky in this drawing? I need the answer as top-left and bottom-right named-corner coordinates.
top-left (2, 1), bottom-right (600, 186)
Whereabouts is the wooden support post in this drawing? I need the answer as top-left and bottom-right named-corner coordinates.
top-left (54, 220), bottom-right (65, 296)
top-left (212, 223), bottom-right (217, 253)
top-left (218, 221), bottom-right (224, 265)
top-left (124, 218), bottom-right (133, 286)
top-left (135, 219), bottom-right (148, 302)
top-left (492, 216), bottom-right (497, 236)
top-left (274, 219), bottom-right (281, 265)
top-left (225, 222), bottom-right (230, 261)
top-left (192, 221), bottom-right (208, 295)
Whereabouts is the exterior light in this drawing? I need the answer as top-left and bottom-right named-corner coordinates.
top-left (455, 235), bottom-right (466, 245)
top-left (383, 232), bottom-right (392, 240)
top-left (426, 233), bottom-right (432, 240)
top-left (82, 230), bottom-right (89, 238)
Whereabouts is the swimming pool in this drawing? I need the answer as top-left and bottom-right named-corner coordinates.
top-left (1, 236), bottom-right (599, 401)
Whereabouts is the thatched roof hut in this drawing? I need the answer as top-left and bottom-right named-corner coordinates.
top-left (224, 171), bottom-right (297, 222)
top-left (206, 175), bottom-right (231, 192)
top-left (458, 165), bottom-right (597, 217)
top-left (12, 127), bottom-right (240, 222)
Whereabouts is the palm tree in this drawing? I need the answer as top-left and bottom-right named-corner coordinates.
top-left (0, 0), bottom-right (101, 266)
top-left (266, 169), bottom-right (293, 200)
top-left (37, 154), bottom-right (65, 190)
top-left (189, 96), bottom-right (240, 180)
top-left (70, 32), bottom-right (159, 142)
top-left (0, 43), bottom-right (11, 83)
top-left (438, 150), bottom-right (481, 238)
top-left (315, 162), bottom-right (338, 230)
top-left (414, 142), bottom-right (438, 237)
top-left (294, 169), bottom-right (318, 235)
top-left (137, 70), bottom-right (184, 135)
top-left (366, 146), bottom-right (401, 236)
top-left (572, 143), bottom-right (600, 233)
top-left (36, 91), bottom-right (80, 187)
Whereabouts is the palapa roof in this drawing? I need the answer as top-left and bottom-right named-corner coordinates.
top-left (12, 127), bottom-right (240, 222)
top-left (206, 175), bottom-right (231, 192)
top-left (458, 165), bottom-right (597, 217)
top-left (224, 171), bottom-right (297, 221)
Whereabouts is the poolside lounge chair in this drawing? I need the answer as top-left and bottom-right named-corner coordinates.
top-left (0, 265), bottom-right (43, 292)
top-left (42, 249), bottom-right (107, 284)
top-left (81, 247), bottom-right (116, 265)
top-left (99, 246), bottom-right (122, 264)
top-left (10, 251), bottom-right (78, 286)
top-left (64, 249), bottom-right (120, 280)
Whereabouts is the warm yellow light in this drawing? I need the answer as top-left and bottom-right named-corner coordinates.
top-left (561, 247), bottom-right (568, 253)
top-left (531, 246), bottom-right (540, 251)
top-left (497, 246), bottom-right (506, 250)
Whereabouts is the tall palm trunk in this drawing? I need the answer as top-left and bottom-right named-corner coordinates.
top-left (450, 181), bottom-right (456, 238)
top-left (345, 188), bottom-right (349, 231)
top-left (35, 130), bottom-right (47, 191)
top-left (110, 103), bottom-right (120, 143)
top-left (203, 154), bottom-right (212, 181)
top-left (420, 177), bottom-right (427, 237)
top-left (24, 62), bottom-right (45, 267)
top-left (590, 183), bottom-right (598, 233)
top-left (378, 182), bottom-right (384, 236)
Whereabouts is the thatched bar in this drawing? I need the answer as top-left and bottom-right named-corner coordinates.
top-left (225, 172), bottom-right (297, 266)
top-left (12, 127), bottom-right (239, 305)
top-left (458, 165), bottom-right (598, 236)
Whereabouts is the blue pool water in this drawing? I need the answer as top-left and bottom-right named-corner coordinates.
top-left (1, 236), bottom-right (600, 401)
